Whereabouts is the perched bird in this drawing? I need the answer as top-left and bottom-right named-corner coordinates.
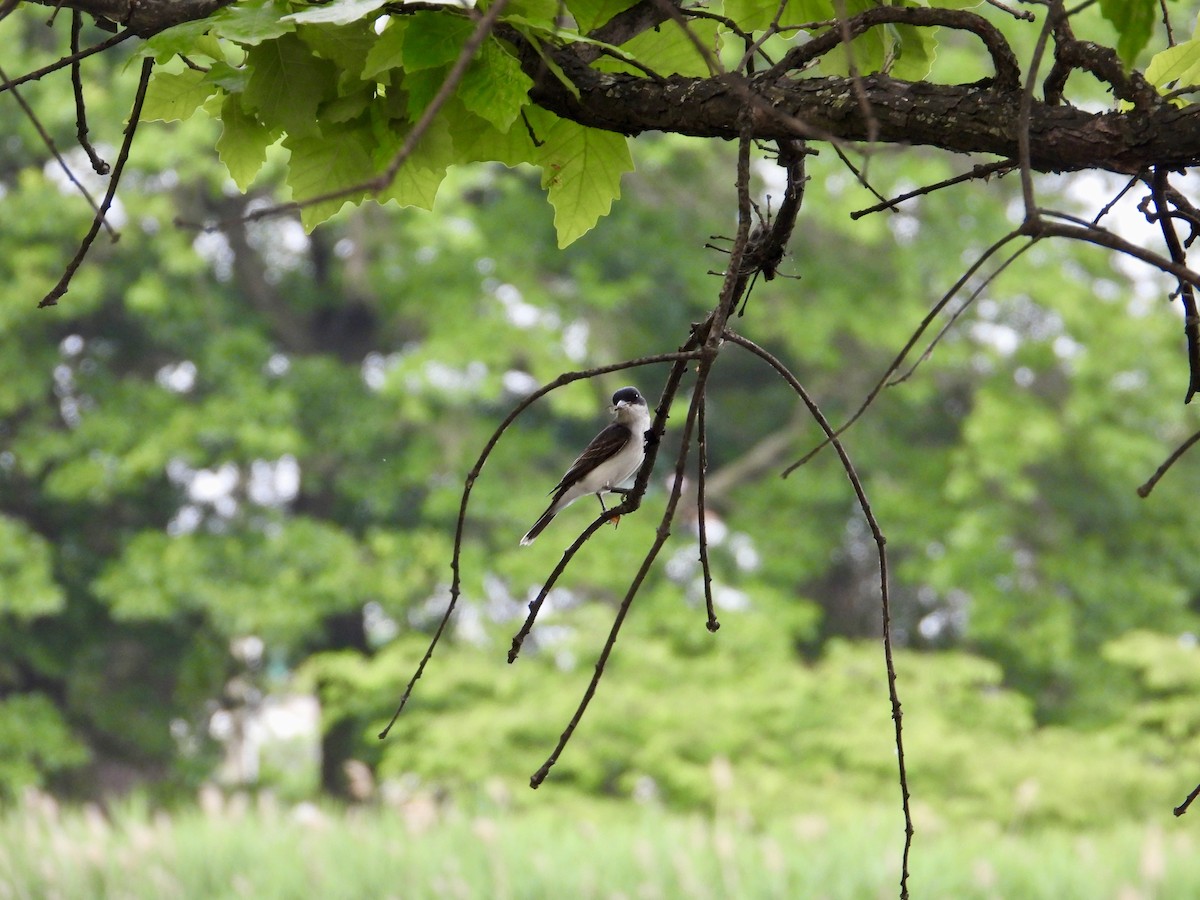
top-left (520, 386), bottom-right (651, 546)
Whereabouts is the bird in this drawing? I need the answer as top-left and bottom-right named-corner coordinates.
top-left (520, 386), bottom-right (651, 546)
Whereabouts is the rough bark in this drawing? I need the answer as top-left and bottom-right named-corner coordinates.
top-left (22, 0), bottom-right (1200, 173)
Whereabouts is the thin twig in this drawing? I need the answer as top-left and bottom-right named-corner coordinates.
top-left (72, 11), bottom-right (109, 175)
top-left (377, 350), bottom-right (703, 739)
top-left (531, 128), bottom-right (759, 785)
top-left (1017, 2), bottom-right (1057, 220)
top-left (985, 0), bottom-right (1035, 21)
top-left (785, 230), bottom-right (1024, 474)
top-left (723, 329), bottom-right (910, 900)
top-left (0, 63), bottom-right (116, 236)
top-left (530, 357), bottom-right (709, 788)
top-left (38, 56), bottom-right (153, 307)
top-left (508, 507), bottom-right (624, 663)
top-left (696, 394), bottom-right (719, 631)
top-left (1150, 168), bottom-right (1200, 403)
top-left (1175, 781), bottom-right (1200, 816)
top-left (0, 30), bottom-right (133, 94)
top-left (1137, 428), bottom-right (1200, 497)
top-left (850, 160), bottom-right (1016, 220)
top-left (834, 145), bottom-right (889, 211)
top-left (1160, 0), bottom-right (1176, 47)
top-left (889, 237), bottom-right (1038, 385)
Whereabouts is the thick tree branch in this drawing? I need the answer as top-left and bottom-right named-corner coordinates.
top-left (517, 54), bottom-right (1194, 174)
top-left (24, 0), bottom-right (232, 35)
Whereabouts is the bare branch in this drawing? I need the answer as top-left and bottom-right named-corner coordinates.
top-left (1150, 169), bottom-right (1200, 402)
top-left (1137, 428), bottom-right (1200, 497)
top-left (0, 28), bottom-right (132, 94)
top-left (71, 10), bottom-right (108, 175)
top-left (785, 230), bottom-right (1026, 473)
top-left (0, 61), bottom-right (115, 236)
top-left (695, 395), bottom-right (719, 632)
top-left (723, 329), bottom-right (911, 900)
top-left (850, 160), bottom-right (1017, 220)
top-left (377, 350), bottom-right (702, 740)
top-left (38, 56), bottom-right (153, 307)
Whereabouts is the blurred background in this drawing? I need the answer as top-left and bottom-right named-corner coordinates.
top-left (4, 7), bottom-right (1200, 897)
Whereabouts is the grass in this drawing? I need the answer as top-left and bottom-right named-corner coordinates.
top-left (0, 788), bottom-right (1197, 898)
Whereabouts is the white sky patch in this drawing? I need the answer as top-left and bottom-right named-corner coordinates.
top-left (1110, 369), bottom-right (1148, 392)
top-left (361, 350), bottom-right (404, 391)
top-left (189, 462), bottom-right (239, 503)
top-left (247, 455), bottom-right (300, 507)
top-left (265, 353), bottom-right (290, 377)
top-left (495, 283), bottom-right (541, 328)
top-left (728, 533), bottom-right (761, 572)
top-left (245, 207), bottom-right (311, 279)
top-left (156, 360), bottom-right (197, 393)
top-left (969, 320), bottom-right (1020, 356)
top-left (502, 369), bottom-right (540, 396)
top-left (889, 211), bottom-right (920, 244)
top-left (562, 320), bottom-right (589, 362)
top-left (193, 230), bottom-right (234, 282)
top-left (1053, 334), bottom-right (1082, 359)
top-left (420, 359), bottom-right (487, 392)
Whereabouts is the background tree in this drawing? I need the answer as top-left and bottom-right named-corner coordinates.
top-left (4, 1), bottom-right (1200, 895)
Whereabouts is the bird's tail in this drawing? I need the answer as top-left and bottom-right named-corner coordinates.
top-left (519, 504), bottom-right (558, 546)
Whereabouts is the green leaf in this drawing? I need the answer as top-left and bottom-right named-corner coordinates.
top-left (297, 21), bottom-right (378, 94)
top-left (284, 123), bottom-right (376, 228)
top-left (1100, 0), bottom-right (1157, 66)
top-left (375, 114), bottom-right (455, 211)
top-left (818, 0), bottom-right (886, 76)
top-left (564, 0), bottom-right (639, 33)
top-left (594, 19), bottom-right (720, 78)
top-left (446, 98), bottom-right (542, 166)
top-left (458, 40), bottom-right (533, 131)
top-left (141, 69), bottom-right (217, 122)
top-left (404, 66), bottom-right (449, 119)
top-left (721, 0), bottom-right (831, 34)
top-left (216, 94), bottom-right (276, 190)
top-left (211, 0), bottom-right (296, 46)
top-left (244, 34), bottom-right (337, 138)
top-left (891, 22), bottom-right (937, 82)
top-left (321, 89), bottom-right (374, 124)
top-left (537, 118), bottom-right (633, 247)
top-left (362, 20), bottom-right (407, 78)
top-left (403, 12), bottom-right (474, 71)
top-left (284, 0), bottom-right (386, 25)
top-left (1146, 38), bottom-right (1200, 89)
top-left (140, 20), bottom-right (218, 61)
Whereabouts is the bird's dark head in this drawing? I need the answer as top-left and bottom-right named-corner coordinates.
top-left (611, 386), bottom-right (645, 408)
top-left (610, 386), bottom-right (648, 426)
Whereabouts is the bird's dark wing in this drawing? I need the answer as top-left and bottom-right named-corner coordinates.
top-left (550, 423), bottom-right (632, 494)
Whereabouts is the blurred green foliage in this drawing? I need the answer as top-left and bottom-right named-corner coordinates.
top-left (0, 3), bottom-right (1198, 843)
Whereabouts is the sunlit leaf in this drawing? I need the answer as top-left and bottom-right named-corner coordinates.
top-left (211, 0), bottom-right (296, 46)
top-left (216, 94), bottom-right (276, 189)
top-left (537, 118), bottom-right (633, 247)
top-left (142, 69), bottom-right (217, 122)
top-left (458, 40), bottom-right (533, 131)
top-left (284, 0), bottom-right (386, 25)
